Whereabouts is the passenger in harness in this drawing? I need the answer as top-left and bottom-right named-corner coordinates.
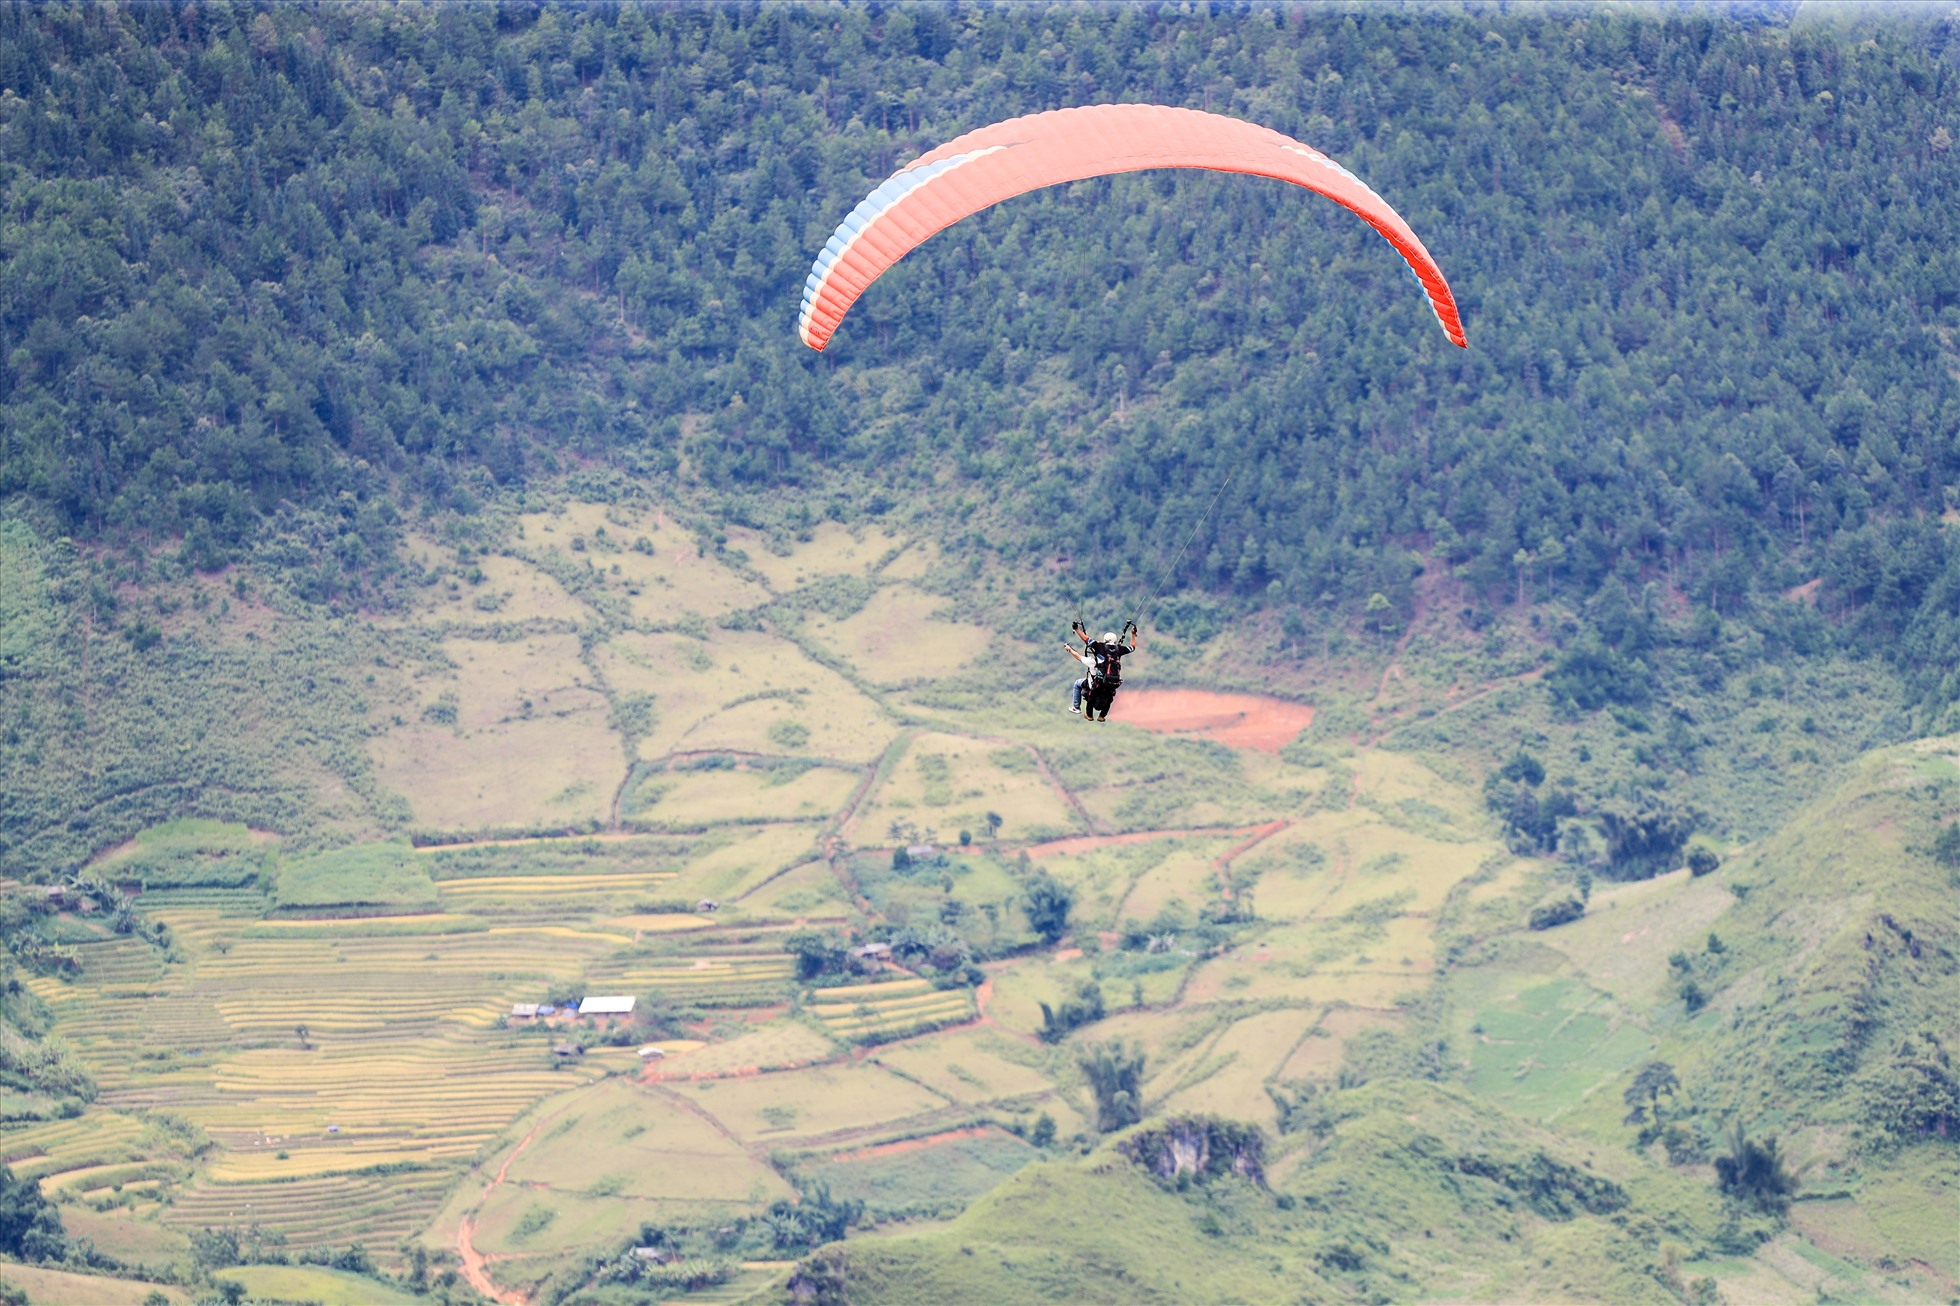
top-left (1066, 620), bottom-right (1138, 721)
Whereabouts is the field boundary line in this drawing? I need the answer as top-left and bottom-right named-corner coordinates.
top-left (1213, 819), bottom-right (1290, 904)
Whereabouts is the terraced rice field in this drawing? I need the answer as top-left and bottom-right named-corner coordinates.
top-left (0, 1112), bottom-right (151, 1185)
top-left (585, 953), bottom-right (796, 1008)
top-left (163, 1170), bottom-right (459, 1254)
top-left (15, 536), bottom-right (1529, 1302)
top-left (806, 977), bottom-right (976, 1040)
top-left (434, 870), bottom-right (679, 916)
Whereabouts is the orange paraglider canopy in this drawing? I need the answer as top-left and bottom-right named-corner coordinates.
top-left (798, 103), bottom-right (1466, 352)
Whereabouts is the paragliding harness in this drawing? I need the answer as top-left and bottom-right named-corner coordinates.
top-left (1073, 621), bottom-right (1136, 722)
top-left (1065, 464), bottom-right (1234, 723)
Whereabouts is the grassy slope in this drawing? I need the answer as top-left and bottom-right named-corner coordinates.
top-left (811, 732), bottom-right (1960, 1305)
top-left (822, 1081), bottom-right (1714, 1306)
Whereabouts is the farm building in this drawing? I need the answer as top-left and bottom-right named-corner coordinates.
top-left (578, 995), bottom-right (636, 1017)
top-left (551, 1044), bottom-right (585, 1058)
top-left (511, 1003), bottom-right (541, 1018)
top-left (905, 845), bottom-right (938, 859)
top-left (697, 898), bottom-right (719, 913)
top-left (852, 943), bottom-right (892, 960)
top-left (637, 1045), bottom-right (666, 1060)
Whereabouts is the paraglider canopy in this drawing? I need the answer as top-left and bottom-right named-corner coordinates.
top-left (799, 103), bottom-right (1466, 352)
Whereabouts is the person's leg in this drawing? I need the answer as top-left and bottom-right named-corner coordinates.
top-left (1071, 677), bottom-right (1086, 712)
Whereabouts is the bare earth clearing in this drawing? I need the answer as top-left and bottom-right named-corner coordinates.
top-left (1112, 687), bottom-right (1317, 752)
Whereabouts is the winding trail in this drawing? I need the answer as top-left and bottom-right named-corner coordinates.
top-left (1365, 665), bottom-right (1547, 749)
top-left (456, 1104), bottom-right (569, 1306)
top-left (1023, 742), bottom-right (1103, 835)
top-left (1212, 819), bottom-right (1289, 902)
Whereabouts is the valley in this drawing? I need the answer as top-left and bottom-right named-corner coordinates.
top-left (6, 506), bottom-right (1951, 1304)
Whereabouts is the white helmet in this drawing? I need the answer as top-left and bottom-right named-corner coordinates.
top-left (1100, 631), bottom-right (1120, 644)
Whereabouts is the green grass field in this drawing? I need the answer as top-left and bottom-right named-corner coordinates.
top-left (215, 1265), bottom-right (424, 1305)
top-left (796, 1128), bottom-right (1039, 1218)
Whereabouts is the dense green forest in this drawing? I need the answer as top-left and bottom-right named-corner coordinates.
top-left (3, 1), bottom-right (1959, 714)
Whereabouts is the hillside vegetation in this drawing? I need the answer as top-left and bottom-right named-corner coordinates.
top-left (2, 5), bottom-right (1958, 1305)
top-left (4, 3), bottom-right (1960, 706)
top-left (0, 512), bottom-right (1952, 1305)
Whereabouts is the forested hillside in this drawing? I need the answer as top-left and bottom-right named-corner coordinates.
top-left (4, 8), bottom-right (1960, 1303)
top-left (4, 2), bottom-right (1960, 709)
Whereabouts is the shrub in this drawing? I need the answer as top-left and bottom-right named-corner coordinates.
top-left (1021, 870), bottom-right (1073, 945)
top-left (1713, 1123), bottom-right (1795, 1213)
top-left (1078, 1041), bottom-right (1147, 1132)
top-left (1037, 980), bottom-right (1106, 1044)
top-left (1528, 896), bottom-right (1584, 930)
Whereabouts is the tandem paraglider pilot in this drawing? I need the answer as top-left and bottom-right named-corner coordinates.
top-left (1067, 621), bottom-right (1138, 721)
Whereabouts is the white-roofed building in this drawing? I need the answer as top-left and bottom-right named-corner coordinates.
top-left (578, 995), bottom-right (636, 1017)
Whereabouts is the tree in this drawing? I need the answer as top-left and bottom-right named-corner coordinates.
top-left (1622, 1060), bottom-right (1681, 1128)
top-left (1078, 1041), bottom-right (1147, 1133)
top-left (984, 812), bottom-right (1003, 839)
top-left (1498, 751), bottom-right (1546, 787)
top-left (295, 1024), bottom-right (312, 1050)
top-left (1038, 980), bottom-right (1106, 1044)
top-left (1364, 591), bottom-right (1394, 643)
top-left (1596, 794), bottom-right (1698, 880)
top-left (0, 1163), bottom-right (66, 1261)
top-left (763, 1184), bottom-right (861, 1252)
top-left (1029, 1113), bottom-right (1057, 1147)
top-left (1022, 870), bottom-right (1073, 945)
top-left (1934, 822), bottom-right (1960, 870)
top-left (190, 1225), bottom-right (242, 1271)
top-left (782, 931), bottom-right (848, 981)
top-left (1688, 846), bottom-right (1721, 877)
top-left (1713, 1123), bottom-right (1796, 1214)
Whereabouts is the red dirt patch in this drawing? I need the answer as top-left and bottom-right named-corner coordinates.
top-left (1115, 688), bottom-right (1315, 752)
top-left (825, 1125), bottom-right (1011, 1164)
